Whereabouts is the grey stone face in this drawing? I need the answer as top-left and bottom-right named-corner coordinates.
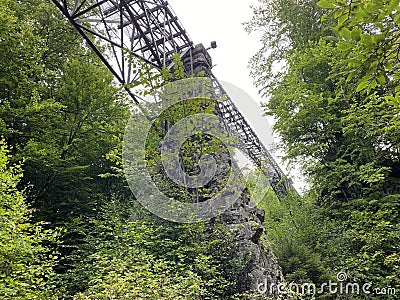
top-left (208, 187), bottom-right (285, 298)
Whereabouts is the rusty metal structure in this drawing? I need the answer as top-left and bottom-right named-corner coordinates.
top-left (50, 0), bottom-right (294, 198)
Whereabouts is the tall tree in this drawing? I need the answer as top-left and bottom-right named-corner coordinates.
top-left (0, 0), bottom-right (129, 225)
top-left (245, 0), bottom-right (333, 95)
top-left (0, 0), bottom-right (130, 285)
top-left (0, 140), bottom-right (58, 299)
top-left (247, 0), bottom-right (400, 208)
top-left (248, 0), bottom-right (400, 293)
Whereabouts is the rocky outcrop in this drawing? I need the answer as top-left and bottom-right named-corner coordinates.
top-left (208, 188), bottom-right (285, 299)
top-left (156, 124), bottom-right (285, 297)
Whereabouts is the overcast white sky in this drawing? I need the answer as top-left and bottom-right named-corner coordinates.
top-left (168, 0), bottom-right (306, 191)
top-left (170, 0), bottom-right (263, 103)
top-left (170, 0), bottom-right (274, 145)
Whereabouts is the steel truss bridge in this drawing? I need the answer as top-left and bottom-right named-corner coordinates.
top-left (50, 0), bottom-right (294, 199)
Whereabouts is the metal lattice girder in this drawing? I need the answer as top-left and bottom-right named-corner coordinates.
top-left (50, 0), bottom-right (295, 198)
top-left (51, 0), bottom-right (193, 102)
top-left (206, 73), bottom-right (293, 197)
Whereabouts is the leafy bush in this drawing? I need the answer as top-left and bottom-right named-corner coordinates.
top-left (0, 140), bottom-right (59, 299)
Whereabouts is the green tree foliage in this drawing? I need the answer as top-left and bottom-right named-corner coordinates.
top-left (61, 198), bottom-right (239, 299)
top-left (245, 0), bottom-right (333, 94)
top-left (0, 140), bottom-right (58, 299)
top-left (249, 0), bottom-right (400, 296)
top-left (258, 191), bottom-right (330, 285)
top-left (0, 0), bottom-right (129, 225)
top-left (264, 39), bottom-right (400, 204)
top-left (0, 2), bottom-right (131, 287)
top-left (317, 0), bottom-right (400, 97)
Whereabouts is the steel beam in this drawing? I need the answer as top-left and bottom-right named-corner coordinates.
top-left (50, 0), bottom-right (296, 199)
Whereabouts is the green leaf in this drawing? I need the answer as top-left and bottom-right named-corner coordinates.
top-left (356, 80), bottom-right (369, 92)
top-left (323, 35), bottom-right (338, 41)
top-left (365, 2), bottom-right (380, 14)
top-left (395, 13), bottom-right (400, 26)
top-left (346, 72), bottom-right (355, 82)
top-left (388, 0), bottom-right (400, 10)
top-left (334, 9), bottom-right (344, 19)
top-left (370, 78), bottom-right (377, 90)
top-left (351, 28), bottom-right (362, 41)
top-left (376, 73), bottom-right (385, 85)
top-left (339, 28), bottom-right (352, 41)
top-left (338, 13), bottom-right (348, 26)
top-left (338, 41), bottom-right (353, 51)
top-left (316, 0), bottom-right (336, 8)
